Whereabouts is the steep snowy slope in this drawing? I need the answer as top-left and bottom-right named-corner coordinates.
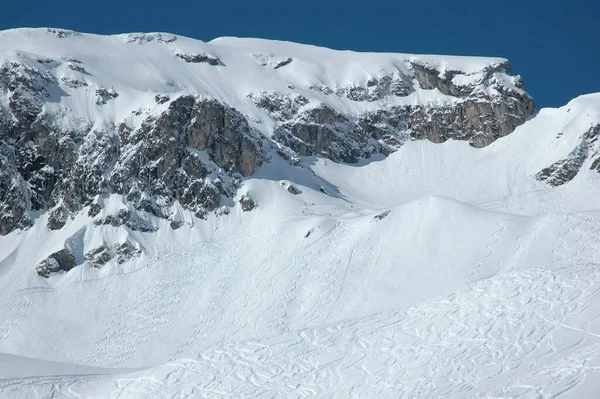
top-left (315, 93), bottom-right (600, 214)
top-left (1, 28), bottom-right (600, 398)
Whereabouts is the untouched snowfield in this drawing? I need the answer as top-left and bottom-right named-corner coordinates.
top-left (1, 28), bottom-right (600, 398)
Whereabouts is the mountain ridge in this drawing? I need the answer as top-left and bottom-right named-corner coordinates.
top-left (0, 27), bottom-right (537, 239)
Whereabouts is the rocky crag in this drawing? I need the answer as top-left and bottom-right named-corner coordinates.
top-left (0, 28), bottom-right (543, 245)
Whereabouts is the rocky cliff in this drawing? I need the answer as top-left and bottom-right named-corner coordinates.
top-left (0, 28), bottom-right (537, 239)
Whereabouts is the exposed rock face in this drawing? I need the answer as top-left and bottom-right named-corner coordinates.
top-left (186, 99), bottom-right (264, 177)
top-left (88, 203), bottom-right (101, 217)
top-left (45, 28), bottom-right (80, 39)
top-left (408, 61), bottom-right (535, 147)
top-left (95, 87), bottom-right (119, 105)
top-left (0, 30), bottom-right (537, 237)
top-left (170, 220), bottom-right (184, 230)
top-left (115, 241), bottom-right (141, 264)
top-left (537, 125), bottom-right (600, 186)
top-left (47, 206), bottom-right (70, 230)
top-left (0, 60), bottom-right (54, 128)
top-left (374, 210), bottom-right (391, 221)
top-left (215, 206), bottom-right (230, 217)
top-left (274, 105), bottom-right (370, 163)
top-left (83, 240), bottom-right (141, 268)
top-left (120, 33), bottom-right (177, 44)
top-left (61, 77), bottom-right (87, 88)
top-left (155, 94), bottom-right (170, 104)
top-left (35, 258), bottom-right (60, 278)
top-left (35, 248), bottom-right (77, 278)
top-left (0, 141), bottom-right (34, 234)
top-left (337, 73), bottom-right (414, 101)
top-left (251, 61), bottom-right (534, 163)
top-left (84, 245), bottom-right (112, 268)
top-left (239, 195), bottom-right (257, 212)
top-left (175, 52), bottom-right (220, 65)
top-left (92, 209), bottom-right (156, 232)
top-left (0, 63), bottom-right (270, 235)
top-left (273, 57), bottom-right (292, 69)
top-left (67, 61), bottom-right (87, 73)
top-left (249, 91), bottom-right (309, 121)
top-left (252, 54), bottom-right (293, 69)
top-left (286, 184), bottom-right (299, 195)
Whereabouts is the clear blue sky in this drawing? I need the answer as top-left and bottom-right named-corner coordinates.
top-left (1, 0), bottom-right (598, 108)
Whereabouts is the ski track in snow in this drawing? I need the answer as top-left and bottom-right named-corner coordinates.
top-left (0, 176), bottom-right (600, 398)
top-left (3, 264), bottom-right (600, 398)
top-left (2, 199), bottom-right (600, 397)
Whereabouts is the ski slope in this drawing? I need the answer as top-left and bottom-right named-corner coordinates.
top-left (1, 29), bottom-right (600, 398)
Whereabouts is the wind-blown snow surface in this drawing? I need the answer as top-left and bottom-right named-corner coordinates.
top-left (1, 30), bottom-right (600, 398)
top-left (0, 27), bottom-right (516, 133)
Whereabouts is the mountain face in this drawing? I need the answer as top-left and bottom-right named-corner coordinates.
top-left (0, 28), bottom-right (536, 239)
top-left (2, 28), bottom-right (600, 398)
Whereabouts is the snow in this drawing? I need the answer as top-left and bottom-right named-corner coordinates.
top-left (1, 28), bottom-right (600, 398)
top-left (0, 353), bottom-right (131, 379)
top-left (0, 27), bottom-right (510, 132)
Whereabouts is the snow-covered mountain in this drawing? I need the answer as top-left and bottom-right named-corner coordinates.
top-left (1, 28), bottom-right (600, 398)
top-left (0, 27), bottom-right (537, 238)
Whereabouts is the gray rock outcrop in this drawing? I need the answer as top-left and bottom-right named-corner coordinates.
top-left (239, 195), bottom-right (257, 212)
top-left (0, 70), bottom-right (269, 234)
top-left (36, 248), bottom-right (77, 278)
top-left (83, 240), bottom-right (141, 269)
top-left (175, 52), bottom-right (220, 65)
top-left (0, 34), bottom-right (538, 237)
top-left (286, 184), bottom-right (299, 195)
top-left (537, 124), bottom-right (600, 186)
